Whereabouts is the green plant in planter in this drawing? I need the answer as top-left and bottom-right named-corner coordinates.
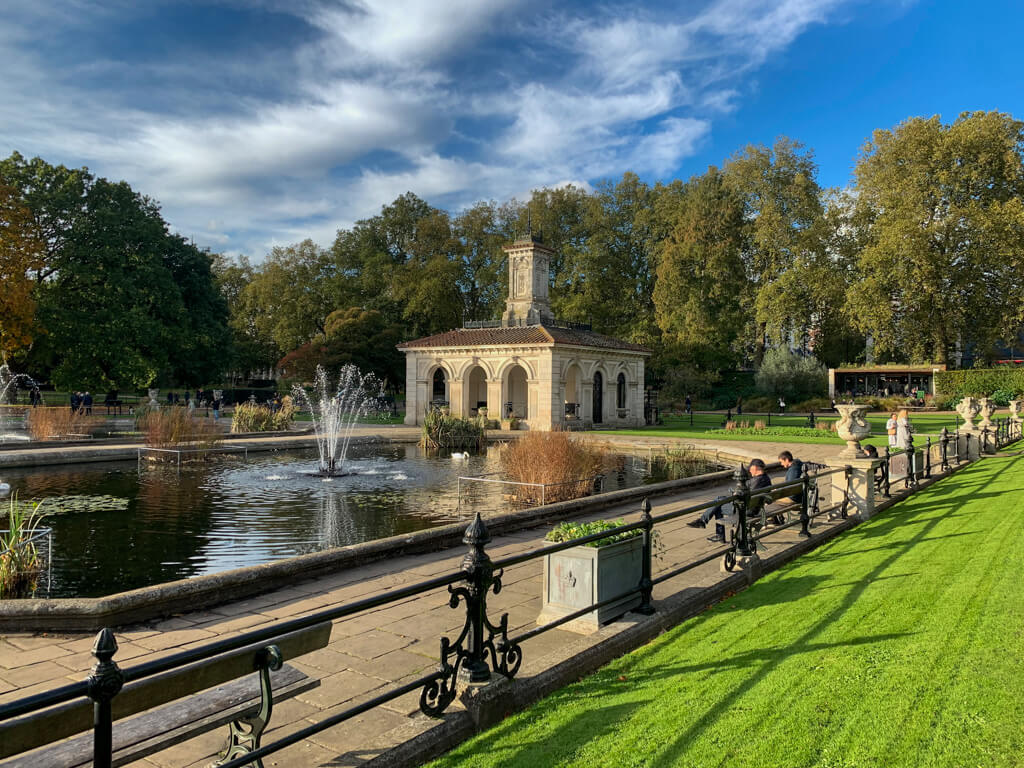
top-left (545, 519), bottom-right (661, 554)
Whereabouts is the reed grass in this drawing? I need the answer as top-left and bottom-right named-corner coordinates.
top-left (501, 431), bottom-right (605, 503)
top-left (230, 399), bottom-right (295, 433)
top-left (139, 407), bottom-right (223, 448)
top-left (0, 495), bottom-right (47, 599)
top-left (26, 407), bottom-right (102, 441)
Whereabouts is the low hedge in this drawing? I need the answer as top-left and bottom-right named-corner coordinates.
top-left (934, 368), bottom-right (1024, 398)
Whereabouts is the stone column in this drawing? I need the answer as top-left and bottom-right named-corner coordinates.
top-left (449, 379), bottom-right (465, 419)
top-left (486, 379), bottom-right (503, 421)
top-left (831, 459), bottom-right (881, 519)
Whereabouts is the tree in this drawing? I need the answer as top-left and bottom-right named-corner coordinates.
top-left (452, 200), bottom-right (518, 322)
top-left (39, 179), bottom-right (184, 391)
top-left (754, 347), bottom-right (827, 402)
top-left (241, 240), bottom-right (338, 354)
top-left (846, 112), bottom-right (1024, 364)
top-left (653, 167), bottom-right (748, 371)
top-left (724, 137), bottom-right (825, 361)
top-left (211, 253), bottom-right (280, 375)
top-left (0, 152), bottom-right (91, 282)
top-left (0, 182), bottom-right (44, 361)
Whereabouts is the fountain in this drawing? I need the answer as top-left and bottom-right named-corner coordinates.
top-left (291, 364), bottom-right (382, 477)
top-left (0, 365), bottom-right (36, 443)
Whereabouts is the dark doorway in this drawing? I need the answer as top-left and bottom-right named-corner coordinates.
top-left (593, 371), bottom-right (603, 423)
top-left (432, 369), bottom-right (447, 401)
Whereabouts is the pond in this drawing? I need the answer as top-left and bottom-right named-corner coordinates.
top-left (2, 443), bottom-right (706, 598)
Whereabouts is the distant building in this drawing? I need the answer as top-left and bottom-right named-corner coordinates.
top-left (829, 365), bottom-right (946, 398)
top-left (398, 234), bottom-right (649, 430)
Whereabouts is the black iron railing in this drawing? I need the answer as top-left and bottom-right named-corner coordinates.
top-left (0, 425), bottom-right (1017, 766)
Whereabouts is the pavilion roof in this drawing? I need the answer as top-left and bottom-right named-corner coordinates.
top-left (397, 325), bottom-right (649, 354)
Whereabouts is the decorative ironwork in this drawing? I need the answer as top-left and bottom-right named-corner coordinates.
top-left (420, 513), bottom-right (522, 718)
top-left (88, 628), bottom-right (125, 768)
top-left (798, 464), bottom-right (812, 538)
top-left (212, 645), bottom-right (283, 768)
top-left (636, 498), bottom-right (656, 614)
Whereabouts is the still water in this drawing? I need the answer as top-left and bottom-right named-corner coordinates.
top-left (3, 443), bottom-right (683, 598)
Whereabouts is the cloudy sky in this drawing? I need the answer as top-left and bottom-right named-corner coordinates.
top-left (2, 0), bottom-right (1020, 259)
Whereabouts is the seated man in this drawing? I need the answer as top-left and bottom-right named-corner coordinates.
top-left (687, 459), bottom-right (772, 542)
top-left (774, 451), bottom-right (805, 525)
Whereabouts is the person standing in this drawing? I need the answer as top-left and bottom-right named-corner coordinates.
top-left (778, 397), bottom-right (786, 414)
top-left (82, 391), bottom-right (93, 415)
top-left (684, 395), bottom-right (692, 415)
top-left (212, 395), bottom-right (221, 422)
top-left (886, 412), bottom-right (899, 448)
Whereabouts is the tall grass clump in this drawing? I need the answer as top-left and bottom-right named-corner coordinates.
top-left (0, 495), bottom-right (47, 599)
top-left (501, 431), bottom-right (605, 503)
top-left (230, 398), bottom-right (295, 433)
top-left (139, 407), bottom-right (223, 448)
top-left (26, 407), bottom-right (101, 441)
top-left (421, 408), bottom-right (485, 451)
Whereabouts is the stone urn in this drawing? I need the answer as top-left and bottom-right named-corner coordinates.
top-left (147, 388), bottom-right (159, 408)
top-left (1009, 399), bottom-right (1024, 424)
top-left (834, 404), bottom-right (871, 459)
top-left (976, 397), bottom-right (996, 431)
top-left (956, 396), bottom-right (981, 432)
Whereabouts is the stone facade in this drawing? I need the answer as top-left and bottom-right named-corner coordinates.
top-left (398, 236), bottom-right (649, 431)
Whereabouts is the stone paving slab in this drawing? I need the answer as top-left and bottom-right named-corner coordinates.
top-left (0, 453), bottom-right (850, 768)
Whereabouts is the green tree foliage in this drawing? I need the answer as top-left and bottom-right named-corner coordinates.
top-left (240, 239), bottom-right (337, 354)
top-left (452, 200), bottom-right (518, 322)
top-left (724, 138), bottom-right (827, 360)
top-left (653, 167), bottom-right (747, 371)
top-left (277, 308), bottom-right (403, 386)
top-left (846, 112), bottom-right (1024, 364)
top-left (754, 347), bottom-right (828, 401)
top-left (210, 253), bottom-right (279, 375)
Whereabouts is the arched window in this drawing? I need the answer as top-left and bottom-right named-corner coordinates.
top-left (616, 372), bottom-right (627, 409)
top-left (432, 368), bottom-right (447, 401)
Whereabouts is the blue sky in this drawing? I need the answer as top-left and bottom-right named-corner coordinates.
top-left (2, 0), bottom-right (1021, 259)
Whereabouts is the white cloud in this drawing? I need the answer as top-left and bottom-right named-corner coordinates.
top-left (0, 0), bottom-right (865, 260)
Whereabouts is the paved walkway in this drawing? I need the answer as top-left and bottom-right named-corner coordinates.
top-left (0, 448), bottom-right (847, 768)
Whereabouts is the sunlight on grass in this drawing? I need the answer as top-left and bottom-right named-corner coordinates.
top-left (428, 454), bottom-right (1024, 768)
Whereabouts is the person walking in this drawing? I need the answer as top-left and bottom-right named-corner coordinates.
top-left (684, 395), bottom-right (692, 415)
top-left (778, 397), bottom-right (786, 414)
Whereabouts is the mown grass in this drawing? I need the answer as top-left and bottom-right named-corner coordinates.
top-left (428, 453), bottom-right (1024, 768)
top-left (604, 411), bottom-right (966, 446)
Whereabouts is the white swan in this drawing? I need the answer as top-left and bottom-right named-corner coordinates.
top-left (450, 452), bottom-right (468, 459)
top-left (0, 482), bottom-right (10, 498)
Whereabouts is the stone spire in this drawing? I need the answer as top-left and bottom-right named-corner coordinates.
top-left (501, 230), bottom-right (554, 327)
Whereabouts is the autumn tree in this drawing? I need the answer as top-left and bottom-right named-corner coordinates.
top-left (0, 182), bottom-right (44, 360)
top-left (846, 112), bottom-right (1024, 364)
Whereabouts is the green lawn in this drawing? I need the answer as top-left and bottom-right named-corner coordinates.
top-left (603, 411), bottom-right (965, 446)
top-left (428, 452), bottom-right (1024, 768)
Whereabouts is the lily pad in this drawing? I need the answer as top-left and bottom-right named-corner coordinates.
top-left (2, 494), bottom-right (129, 518)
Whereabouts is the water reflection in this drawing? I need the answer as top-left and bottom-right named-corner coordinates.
top-left (2, 443), bottom-right (696, 598)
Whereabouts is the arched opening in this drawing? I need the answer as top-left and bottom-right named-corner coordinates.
top-left (564, 363), bottom-right (582, 420)
top-left (616, 372), bottom-right (627, 410)
top-left (505, 364), bottom-right (529, 419)
top-left (465, 365), bottom-right (488, 416)
top-left (592, 371), bottom-right (604, 423)
top-left (431, 368), bottom-right (448, 406)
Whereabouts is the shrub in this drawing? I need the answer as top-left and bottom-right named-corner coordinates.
top-left (139, 407), bottom-right (223, 448)
top-left (792, 397), bottom-right (832, 412)
top-left (0, 495), bottom-right (47, 599)
top-left (26, 407), bottom-right (102, 441)
top-left (230, 400), bottom-right (295, 433)
top-left (501, 431), bottom-right (605, 503)
top-left (545, 519), bottom-right (638, 547)
top-left (990, 389), bottom-right (1017, 407)
top-left (935, 368), bottom-right (1024, 398)
top-left (755, 349), bottom-right (827, 402)
top-left (741, 396), bottom-right (776, 412)
top-left (420, 409), bottom-right (484, 451)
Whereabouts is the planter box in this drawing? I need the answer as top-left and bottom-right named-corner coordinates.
top-left (537, 535), bottom-right (643, 634)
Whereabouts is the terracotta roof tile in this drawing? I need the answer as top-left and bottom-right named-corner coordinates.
top-left (397, 325), bottom-right (649, 353)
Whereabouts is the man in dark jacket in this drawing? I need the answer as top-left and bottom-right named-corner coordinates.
top-left (688, 459), bottom-right (772, 542)
top-left (773, 451), bottom-right (804, 525)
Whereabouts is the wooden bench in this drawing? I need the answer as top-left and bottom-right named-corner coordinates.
top-left (0, 621), bottom-right (332, 768)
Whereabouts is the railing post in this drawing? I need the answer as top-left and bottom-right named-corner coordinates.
top-left (636, 498), bottom-right (655, 615)
top-left (733, 466), bottom-right (754, 558)
top-left (883, 446), bottom-right (891, 498)
top-left (955, 429), bottom-right (963, 463)
top-left (798, 463), bottom-right (811, 538)
top-left (459, 513), bottom-right (493, 685)
top-left (940, 427), bottom-right (950, 472)
top-left (88, 628), bottom-right (125, 768)
top-left (924, 436), bottom-right (932, 479)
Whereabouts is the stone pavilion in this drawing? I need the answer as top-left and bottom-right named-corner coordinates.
top-left (398, 235), bottom-right (649, 430)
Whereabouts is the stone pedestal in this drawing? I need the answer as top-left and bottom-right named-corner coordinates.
top-left (831, 458), bottom-right (881, 519)
top-left (965, 434), bottom-right (982, 461)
